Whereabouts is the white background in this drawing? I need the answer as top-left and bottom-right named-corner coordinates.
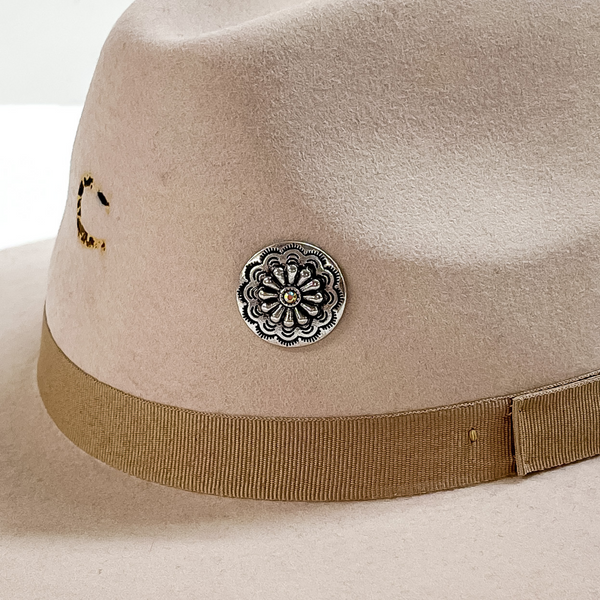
top-left (0, 0), bottom-right (134, 250)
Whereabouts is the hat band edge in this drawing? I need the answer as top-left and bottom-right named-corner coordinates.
top-left (36, 308), bottom-right (600, 501)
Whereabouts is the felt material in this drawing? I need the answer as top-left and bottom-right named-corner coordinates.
top-left (44, 0), bottom-right (600, 418)
top-left (3, 240), bottom-right (600, 597)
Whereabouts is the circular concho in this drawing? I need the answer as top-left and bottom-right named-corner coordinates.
top-left (237, 241), bottom-right (347, 347)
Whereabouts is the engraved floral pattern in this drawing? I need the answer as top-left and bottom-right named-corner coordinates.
top-left (237, 242), bottom-right (346, 346)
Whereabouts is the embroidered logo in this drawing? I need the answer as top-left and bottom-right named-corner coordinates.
top-left (76, 175), bottom-right (110, 251)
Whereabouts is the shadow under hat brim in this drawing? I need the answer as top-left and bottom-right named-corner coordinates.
top-left (2, 239), bottom-right (599, 598)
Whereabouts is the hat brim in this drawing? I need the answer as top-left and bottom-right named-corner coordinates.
top-left (2, 240), bottom-right (600, 598)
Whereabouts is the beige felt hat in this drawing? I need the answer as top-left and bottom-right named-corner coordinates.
top-left (4, 0), bottom-right (600, 596)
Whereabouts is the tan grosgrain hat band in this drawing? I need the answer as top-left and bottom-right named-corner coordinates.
top-left (37, 309), bottom-right (600, 502)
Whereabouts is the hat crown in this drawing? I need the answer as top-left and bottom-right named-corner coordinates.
top-left (46, 0), bottom-right (600, 417)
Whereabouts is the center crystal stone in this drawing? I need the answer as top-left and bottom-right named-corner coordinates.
top-left (281, 287), bottom-right (300, 306)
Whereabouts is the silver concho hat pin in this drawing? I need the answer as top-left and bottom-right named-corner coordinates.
top-left (237, 241), bottom-right (347, 347)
